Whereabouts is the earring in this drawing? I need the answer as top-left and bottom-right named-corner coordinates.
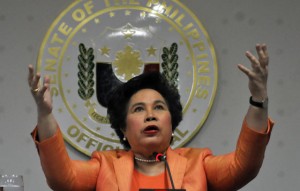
top-left (123, 137), bottom-right (127, 141)
top-left (172, 133), bottom-right (174, 137)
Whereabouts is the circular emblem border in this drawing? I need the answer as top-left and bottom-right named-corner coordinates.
top-left (37, 0), bottom-right (218, 156)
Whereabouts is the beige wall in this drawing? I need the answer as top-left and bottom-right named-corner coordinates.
top-left (0, 0), bottom-right (299, 190)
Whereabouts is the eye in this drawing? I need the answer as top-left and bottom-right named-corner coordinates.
top-left (154, 104), bottom-right (165, 110)
top-left (133, 106), bottom-right (144, 112)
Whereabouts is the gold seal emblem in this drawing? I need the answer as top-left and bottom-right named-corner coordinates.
top-left (37, 0), bottom-right (218, 156)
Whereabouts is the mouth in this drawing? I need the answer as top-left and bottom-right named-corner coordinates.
top-left (143, 125), bottom-right (159, 135)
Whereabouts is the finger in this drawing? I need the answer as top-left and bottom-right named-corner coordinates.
top-left (42, 75), bottom-right (50, 93)
top-left (39, 84), bottom-right (48, 96)
top-left (43, 75), bottom-right (50, 89)
top-left (43, 75), bottom-right (48, 85)
top-left (245, 51), bottom-right (260, 69)
top-left (28, 64), bottom-right (42, 91)
top-left (256, 43), bottom-right (267, 51)
top-left (256, 44), bottom-right (269, 67)
top-left (261, 44), bottom-right (269, 67)
top-left (237, 64), bottom-right (254, 78)
top-left (31, 73), bottom-right (41, 94)
top-left (28, 65), bottom-right (34, 86)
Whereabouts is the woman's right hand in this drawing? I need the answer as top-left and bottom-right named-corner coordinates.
top-left (28, 64), bottom-right (53, 116)
top-left (28, 64), bottom-right (57, 140)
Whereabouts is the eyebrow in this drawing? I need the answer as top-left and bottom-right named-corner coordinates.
top-left (130, 100), bottom-right (167, 109)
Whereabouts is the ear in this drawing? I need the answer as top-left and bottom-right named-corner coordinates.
top-left (120, 128), bottom-right (127, 140)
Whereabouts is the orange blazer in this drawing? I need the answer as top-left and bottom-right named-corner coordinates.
top-left (32, 118), bottom-right (274, 191)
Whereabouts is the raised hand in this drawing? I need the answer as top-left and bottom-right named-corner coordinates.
top-left (28, 64), bottom-right (57, 140)
top-left (238, 44), bottom-right (269, 132)
top-left (238, 44), bottom-right (269, 101)
top-left (28, 64), bottom-right (53, 116)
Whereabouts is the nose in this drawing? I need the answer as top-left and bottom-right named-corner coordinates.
top-left (145, 116), bottom-right (157, 122)
top-left (144, 109), bottom-right (157, 122)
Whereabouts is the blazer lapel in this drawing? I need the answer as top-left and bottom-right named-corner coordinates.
top-left (166, 148), bottom-right (187, 189)
top-left (113, 150), bottom-right (134, 191)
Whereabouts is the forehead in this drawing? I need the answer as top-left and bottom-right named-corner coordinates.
top-left (129, 88), bottom-right (165, 103)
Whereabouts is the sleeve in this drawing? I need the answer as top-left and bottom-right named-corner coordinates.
top-left (203, 118), bottom-right (274, 191)
top-left (31, 126), bottom-right (100, 191)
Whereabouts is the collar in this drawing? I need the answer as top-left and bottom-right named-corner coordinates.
top-left (112, 148), bottom-right (187, 191)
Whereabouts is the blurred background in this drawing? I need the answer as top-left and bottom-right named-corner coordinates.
top-left (0, 0), bottom-right (299, 190)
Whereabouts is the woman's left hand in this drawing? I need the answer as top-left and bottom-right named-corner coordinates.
top-left (238, 44), bottom-right (269, 100)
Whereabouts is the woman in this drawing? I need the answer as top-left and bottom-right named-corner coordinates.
top-left (28, 44), bottom-right (274, 191)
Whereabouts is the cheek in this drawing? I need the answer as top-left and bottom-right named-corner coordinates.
top-left (127, 115), bottom-right (141, 126)
top-left (161, 113), bottom-right (172, 129)
top-left (162, 113), bottom-right (173, 143)
top-left (125, 116), bottom-right (142, 134)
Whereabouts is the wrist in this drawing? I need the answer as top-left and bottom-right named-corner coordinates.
top-left (249, 96), bottom-right (268, 109)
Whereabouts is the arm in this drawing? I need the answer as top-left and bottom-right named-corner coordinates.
top-left (204, 44), bottom-right (273, 190)
top-left (32, 127), bottom-right (99, 191)
top-left (238, 44), bottom-right (269, 133)
top-left (28, 65), bottom-right (99, 190)
top-left (204, 118), bottom-right (273, 191)
top-left (28, 64), bottom-right (57, 140)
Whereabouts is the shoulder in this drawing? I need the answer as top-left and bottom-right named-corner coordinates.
top-left (171, 147), bottom-right (213, 159)
top-left (90, 149), bottom-right (131, 160)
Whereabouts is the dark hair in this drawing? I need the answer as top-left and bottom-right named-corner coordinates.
top-left (107, 72), bottom-right (183, 149)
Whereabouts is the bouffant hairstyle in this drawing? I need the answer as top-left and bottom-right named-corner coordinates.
top-left (107, 72), bottom-right (183, 149)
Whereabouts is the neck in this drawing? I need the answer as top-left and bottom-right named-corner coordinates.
top-left (134, 146), bottom-right (169, 158)
top-left (133, 149), bottom-right (167, 176)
